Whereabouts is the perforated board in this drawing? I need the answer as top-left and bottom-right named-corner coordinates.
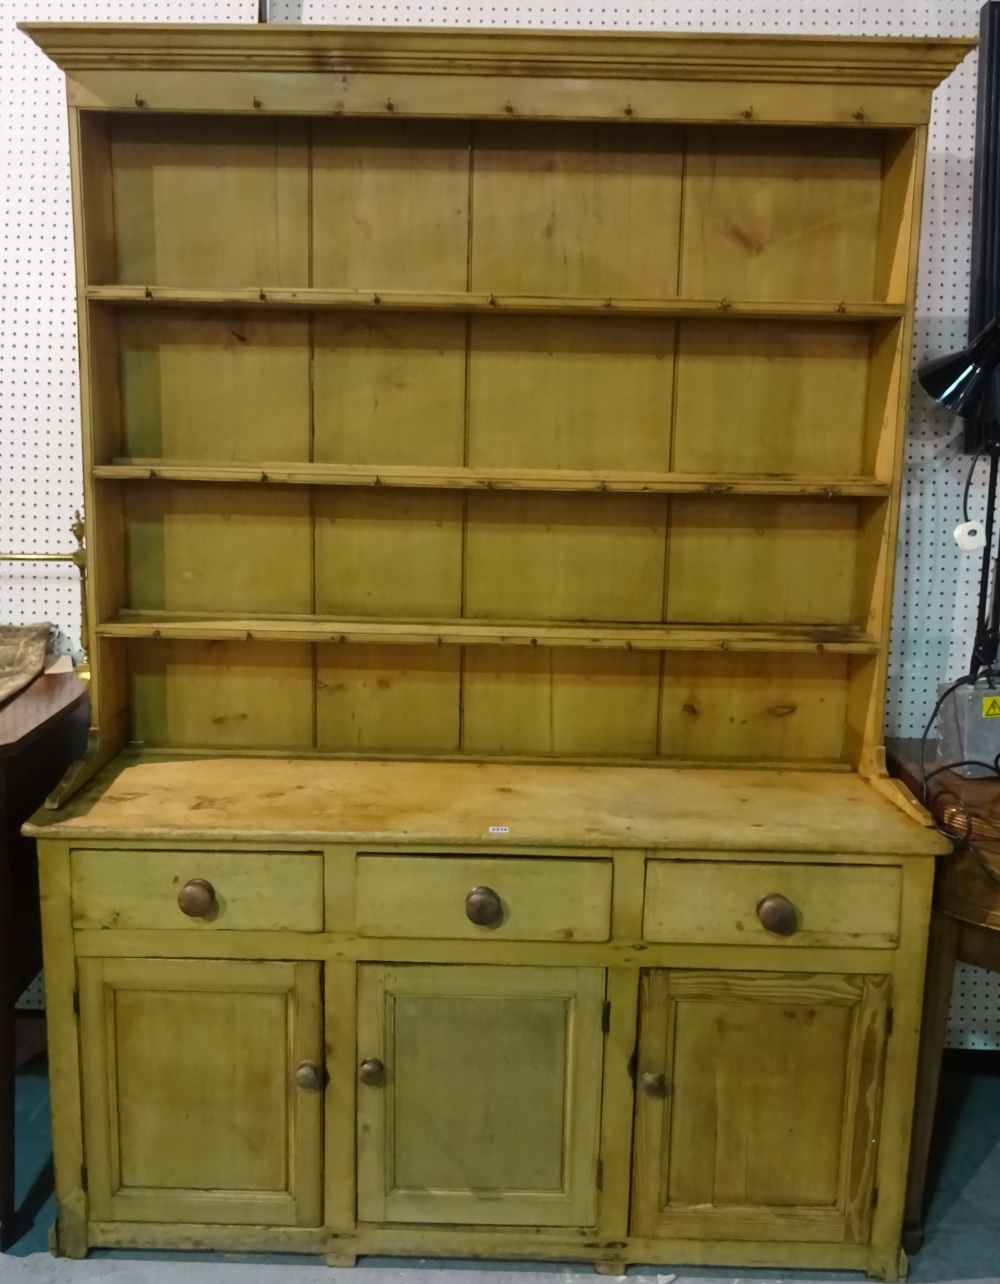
top-left (1, 0), bottom-right (997, 1047)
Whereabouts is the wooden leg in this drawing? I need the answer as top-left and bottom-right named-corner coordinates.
top-left (902, 908), bottom-right (957, 1255)
top-left (0, 1008), bottom-right (13, 1252)
top-left (865, 1243), bottom-right (907, 1282)
top-left (325, 1234), bottom-right (358, 1268)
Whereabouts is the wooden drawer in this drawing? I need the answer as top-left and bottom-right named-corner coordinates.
top-left (70, 848), bottom-right (324, 931)
top-left (643, 858), bottom-right (902, 948)
top-left (355, 854), bottom-right (613, 941)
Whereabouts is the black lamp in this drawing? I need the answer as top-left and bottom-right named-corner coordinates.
top-left (919, 318), bottom-right (1000, 417)
top-left (918, 317), bottom-right (1000, 678)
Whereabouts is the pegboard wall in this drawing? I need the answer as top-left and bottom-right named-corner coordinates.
top-left (0, 0), bottom-right (997, 1047)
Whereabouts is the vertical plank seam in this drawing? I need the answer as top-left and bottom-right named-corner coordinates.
top-left (873, 130), bottom-right (893, 303)
top-left (306, 120), bottom-right (318, 748)
top-left (458, 123), bottom-right (476, 752)
top-left (106, 118), bottom-right (121, 284)
top-left (104, 973), bottom-right (121, 1215)
top-left (655, 650), bottom-right (667, 760)
top-left (287, 971), bottom-right (300, 1210)
top-left (660, 978), bottom-right (678, 1223)
top-left (658, 127), bottom-right (688, 756)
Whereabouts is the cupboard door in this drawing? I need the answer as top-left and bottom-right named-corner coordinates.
top-left (78, 958), bottom-right (322, 1227)
top-left (357, 964), bottom-right (605, 1227)
top-left (632, 970), bottom-right (890, 1244)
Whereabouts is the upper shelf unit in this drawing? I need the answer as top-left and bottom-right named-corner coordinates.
top-left (20, 21), bottom-right (973, 771)
top-left (79, 115), bottom-right (919, 306)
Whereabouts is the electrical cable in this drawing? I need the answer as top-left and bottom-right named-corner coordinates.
top-left (919, 674), bottom-right (977, 801)
top-left (921, 785), bottom-right (1000, 889)
top-left (964, 442), bottom-right (987, 523)
top-left (918, 673), bottom-right (1000, 882)
top-left (925, 786), bottom-right (974, 842)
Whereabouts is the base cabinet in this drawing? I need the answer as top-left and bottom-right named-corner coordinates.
top-left (74, 957), bottom-right (894, 1246)
top-left (77, 958), bottom-right (323, 1228)
top-left (42, 836), bottom-right (936, 1278)
top-left (356, 964), bottom-right (606, 1228)
top-left (632, 969), bottom-right (891, 1244)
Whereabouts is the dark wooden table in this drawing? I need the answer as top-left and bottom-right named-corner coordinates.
top-left (0, 672), bottom-right (88, 1249)
top-left (886, 738), bottom-right (1000, 1254)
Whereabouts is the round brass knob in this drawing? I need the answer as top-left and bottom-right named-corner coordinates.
top-left (756, 892), bottom-right (799, 937)
top-left (177, 877), bottom-right (216, 918)
top-left (359, 1058), bottom-right (386, 1087)
top-left (295, 1060), bottom-right (323, 1091)
top-left (640, 1072), bottom-right (669, 1098)
top-left (465, 886), bottom-right (503, 928)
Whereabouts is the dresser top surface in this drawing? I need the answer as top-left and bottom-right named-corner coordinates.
top-left (25, 756), bottom-right (948, 856)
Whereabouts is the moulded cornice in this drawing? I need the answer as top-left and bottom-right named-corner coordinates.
top-left (18, 23), bottom-right (975, 89)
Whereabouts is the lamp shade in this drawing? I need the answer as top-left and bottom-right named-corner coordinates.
top-left (918, 316), bottom-right (1000, 416)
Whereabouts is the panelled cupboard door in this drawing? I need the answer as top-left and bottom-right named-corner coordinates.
top-left (357, 964), bottom-right (605, 1228)
top-left (631, 970), bottom-right (890, 1245)
top-left (77, 958), bottom-right (322, 1227)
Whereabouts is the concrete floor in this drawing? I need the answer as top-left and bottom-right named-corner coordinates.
top-left (4, 1026), bottom-right (999, 1283)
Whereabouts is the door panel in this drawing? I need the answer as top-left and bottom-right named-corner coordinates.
top-left (631, 969), bottom-right (889, 1244)
top-left (357, 964), bottom-right (605, 1227)
top-left (78, 958), bottom-right (322, 1227)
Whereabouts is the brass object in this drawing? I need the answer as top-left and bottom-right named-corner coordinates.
top-left (0, 554), bottom-right (76, 561)
top-left (177, 877), bottom-right (216, 918)
top-left (0, 510), bottom-right (89, 682)
top-left (937, 801), bottom-right (1000, 843)
top-left (465, 885), bottom-right (503, 928)
top-left (756, 892), bottom-right (799, 937)
top-left (294, 1060), bottom-right (323, 1091)
top-left (640, 1072), bottom-right (669, 1098)
top-left (359, 1058), bottom-right (386, 1087)
top-left (69, 511), bottom-right (90, 684)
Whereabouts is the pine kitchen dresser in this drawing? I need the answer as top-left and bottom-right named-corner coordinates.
top-left (20, 21), bottom-right (972, 1278)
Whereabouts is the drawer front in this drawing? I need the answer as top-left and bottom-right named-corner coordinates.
top-left (71, 849), bottom-right (324, 932)
top-left (643, 859), bottom-right (901, 948)
top-left (356, 855), bottom-right (612, 941)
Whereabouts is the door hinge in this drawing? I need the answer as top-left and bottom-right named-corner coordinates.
top-left (596, 1159), bottom-right (604, 1191)
top-left (871, 1186), bottom-right (879, 1210)
top-left (80, 1164), bottom-right (88, 1193)
top-left (72, 991), bottom-right (80, 1018)
top-left (886, 1008), bottom-right (894, 1038)
top-left (601, 1001), bottom-right (611, 1034)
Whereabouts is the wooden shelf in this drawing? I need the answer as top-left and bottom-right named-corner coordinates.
top-left (85, 285), bottom-right (907, 322)
top-left (99, 613), bottom-right (880, 654)
top-left (93, 461), bottom-right (891, 498)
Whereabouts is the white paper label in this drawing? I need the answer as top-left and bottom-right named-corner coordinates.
top-left (488, 825), bottom-right (509, 834)
top-left (955, 520), bottom-right (987, 551)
